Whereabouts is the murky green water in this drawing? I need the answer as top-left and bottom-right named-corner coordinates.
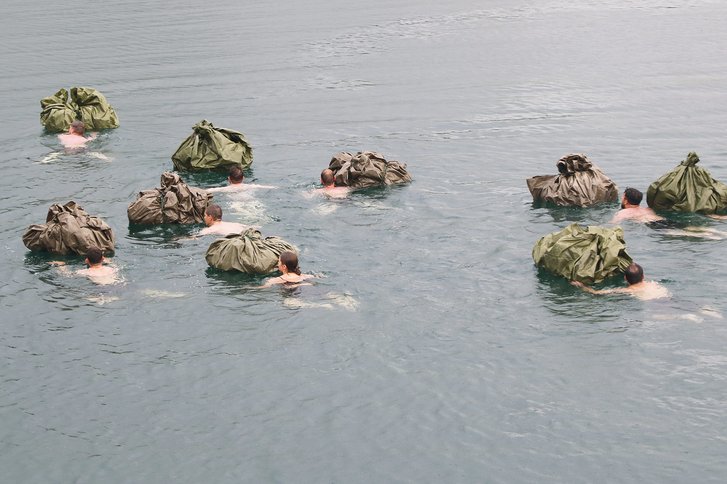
top-left (2, 0), bottom-right (727, 482)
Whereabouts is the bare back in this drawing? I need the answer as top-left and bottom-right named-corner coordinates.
top-left (77, 265), bottom-right (119, 285)
top-left (610, 207), bottom-right (663, 224)
top-left (315, 186), bottom-right (351, 199)
top-left (199, 221), bottom-right (248, 236)
top-left (626, 281), bottom-right (671, 301)
top-left (58, 133), bottom-right (92, 148)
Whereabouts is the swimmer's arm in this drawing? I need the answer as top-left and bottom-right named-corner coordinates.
top-left (49, 261), bottom-right (72, 274)
top-left (707, 214), bottom-right (727, 221)
top-left (570, 281), bottom-right (623, 295)
top-left (178, 234), bottom-right (205, 241)
top-left (261, 277), bottom-right (283, 288)
top-left (87, 132), bottom-right (98, 140)
top-left (304, 189), bottom-right (323, 199)
top-left (246, 183), bottom-right (276, 189)
top-left (608, 213), bottom-right (624, 224)
top-left (177, 229), bottom-right (206, 240)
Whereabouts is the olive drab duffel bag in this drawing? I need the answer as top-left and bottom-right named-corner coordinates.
top-left (646, 152), bottom-right (727, 214)
top-left (40, 89), bottom-right (78, 133)
top-left (328, 151), bottom-right (412, 189)
top-left (71, 87), bottom-right (120, 130)
top-left (205, 228), bottom-right (297, 274)
top-left (40, 87), bottom-right (119, 132)
top-left (527, 153), bottom-right (618, 207)
top-left (22, 201), bottom-right (115, 256)
top-left (532, 223), bottom-right (632, 284)
top-left (128, 172), bottom-right (212, 224)
top-left (172, 120), bottom-right (253, 172)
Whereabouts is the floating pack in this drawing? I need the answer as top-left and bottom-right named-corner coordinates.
top-left (646, 152), bottom-right (727, 213)
top-left (40, 89), bottom-right (77, 133)
top-left (128, 172), bottom-right (212, 224)
top-left (22, 201), bottom-right (115, 256)
top-left (205, 228), bottom-right (297, 274)
top-left (171, 120), bottom-right (253, 172)
top-left (39, 87), bottom-right (119, 132)
top-left (328, 151), bottom-right (412, 188)
top-left (532, 223), bottom-right (632, 284)
top-left (70, 87), bottom-right (120, 130)
top-left (527, 154), bottom-right (618, 207)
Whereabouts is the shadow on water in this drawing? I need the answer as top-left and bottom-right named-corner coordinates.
top-left (178, 170), bottom-right (229, 187)
top-left (529, 199), bottom-right (619, 224)
top-left (534, 268), bottom-right (627, 324)
top-left (353, 183), bottom-right (411, 199)
top-left (126, 223), bottom-right (199, 246)
top-left (531, 200), bottom-right (620, 214)
top-left (24, 250), bottom-right (67, 267)
top-left (655, 210), bottom-right (723, 227)
top-left (204, 267), bottom-right (267, 292)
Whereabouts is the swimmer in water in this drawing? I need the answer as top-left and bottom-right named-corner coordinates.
top-left (571, 263), bottom-right (670, 301)
top-left (197, 204), bottom-right (249, 236)
top-left (610, 188), bottom-right (663, 224)
top-left (314, 168), bottom-right (351, 199)
top-left (206, 166), bottom-right (275, 193)
top-left (262, 251), bottom-right (314, 287)
top-left (610, 188), bottom-right (727, 239)
top-left (58, 120), bottom-right (97, 149)
top-left (50, 246), bottom-right (119, 285)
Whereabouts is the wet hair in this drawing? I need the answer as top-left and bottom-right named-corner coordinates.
top-left (624, 188), bottom-right (643, 206)
top-left (279, 251), bottom-right (301, 275)
top-left (229, 166), bottom-right (244, 183)
top-left (205, 203), bottom-right (222, 221)
top-left (624, 263), bottom-right (644, 285)
top-left (86, 246), bottom-right (103, 265)
top-left (321, 168), bottom-right (335, 186)
top-left (70, 120), bottom-right (85, 135)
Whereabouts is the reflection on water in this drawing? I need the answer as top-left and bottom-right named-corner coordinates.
top-left (282, 291), bottom-right (360, 311)
top-left (139, 289), bottom-right (188, 299)
top-left (126, 223), bottom-right (197, 245)
top-left (4, 0), bottom-right (727, 482)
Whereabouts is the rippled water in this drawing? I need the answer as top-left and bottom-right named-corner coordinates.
top-left (2, 0), bottom-right (727, 482)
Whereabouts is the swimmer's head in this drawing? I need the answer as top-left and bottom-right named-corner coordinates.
top-left (279, 251), bottom-right (301, 275)
top-left (321, 169), bottom-right (335, 186)
top-left (623, 188), bottom-right (643, 207)
top-left (70, 120), bottom-right (85, 135)
top-left (86, 246), bottom-right (103, 266)
top-left (624, 263), bottom-right (644, 285)
top-left (229, 166), bottom-right (244, 184)
top-left (205, 204), bottom-right (222, 223)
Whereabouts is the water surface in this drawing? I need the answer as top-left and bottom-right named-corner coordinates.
top-left (2, 0), bottom-right (727, 482)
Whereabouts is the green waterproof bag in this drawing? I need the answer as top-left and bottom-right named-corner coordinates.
top-left (172, 120), bottom-right (253, 172)
top-left (646, 152), bottom-right (727, 214)
top-left (40, 86), bottom-right (119, 132)
top-left (328, 151), bottom-right (412, 188)
top-left (70, 87), bottom-right (120, 130)
top-left (532, 223), bottom-right (632, 284)
top-left (127, 172), bottom-right (212, 224)
top-left (40, 88), bottom-right (77, 132)
top-left (205, 228), bottom-right (296, 274)
top-left (22, 201), bottom-right (115, 256)
top-left (526, 153), bottom-right (618, 207)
